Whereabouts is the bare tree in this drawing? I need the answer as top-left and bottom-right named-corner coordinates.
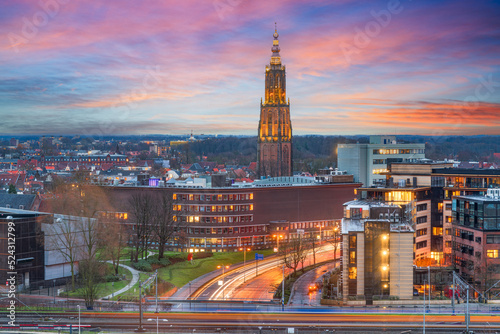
top-left (327, 226), bottom-right (341, 262)
top-left (154, 190), bottom-right (183, 259)
top-left (280, 235), bottom-right (307, 277)
top-left (128, 192), bottom-right (155, 262)
top-left (99, 221), bottom-right (127, 275)
top-left (79, 258), bottom-right (105, 309)
top-left (44, 216), bottom-right (83, 291)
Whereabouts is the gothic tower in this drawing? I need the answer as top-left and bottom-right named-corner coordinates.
top-left (257, 26), bottom-right (292, 178)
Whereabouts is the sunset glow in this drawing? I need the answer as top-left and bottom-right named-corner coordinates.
top-left (1, 0), bottom-right (499, 135)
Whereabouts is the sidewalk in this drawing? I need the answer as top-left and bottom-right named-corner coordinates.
top-left (101, 262), bottom-right (140, 300)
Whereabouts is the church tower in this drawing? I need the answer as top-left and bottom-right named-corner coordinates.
top-left (257, 26), bottom-right (293, 178)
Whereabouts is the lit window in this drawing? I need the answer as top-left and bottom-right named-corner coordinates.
top-left (349, 267), bottom-right (357, 279)
top-left (349, 251), bottom-right (356, 264)
top-left (487, 250), bottom-right (498, 258)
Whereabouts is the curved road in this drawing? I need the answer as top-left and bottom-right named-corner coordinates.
top-left (194, 244), bottom-right (339, 301)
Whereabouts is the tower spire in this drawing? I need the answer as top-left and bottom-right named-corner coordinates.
top-left (271, 23), bottom-right (281, 66)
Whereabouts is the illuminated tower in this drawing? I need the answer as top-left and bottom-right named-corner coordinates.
top-left (257, 26), bottom-right (292, 178)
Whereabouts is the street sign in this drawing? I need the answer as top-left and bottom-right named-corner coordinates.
top-left (255, 253), bottom-right (264, 260)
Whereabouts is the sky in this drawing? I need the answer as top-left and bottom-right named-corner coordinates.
top-left (0, 0), bottom-right (499, 137)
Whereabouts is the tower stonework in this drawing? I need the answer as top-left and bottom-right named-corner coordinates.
top-left (257, 27), bottom-right (292, 178)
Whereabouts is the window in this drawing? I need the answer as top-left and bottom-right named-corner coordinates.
top-left (432, 227), bottom-right (443, 236)
top-left (487, 250), bottom-right (499, 258)
top-left (485, 203), bottom-right (497, 217)
top-left (416, 228), bottom-right (427, 237)
top-left (416, 216), bottom-right (427, 224)
top-left (486, 235), bottom-right (500, 244)
top-left (349, 251), bottom-right (356, 264)
top-left (349, 267), bottom-right (357, 279)
top-left (350, 208), bottom-right (362, 219)
top-left (417, 203), bottom-right (428, 212)
top-left (416, 241), bottom-right (427, 249)
top-left (349, 235), bottom-right (357, 248)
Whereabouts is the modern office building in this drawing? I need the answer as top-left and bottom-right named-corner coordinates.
top-left (341, 201), bottom-right (414, 304)
top-left (0, 208), bottom-right (88, 290)
top-left (103, 176), bottom-right (360, 252)
top-left (337, 135), bottom-right (425, 187)
top-left (356, 164), bottom-right (500, 267)
top-left (452, 189), bottom-right (500, 290)
top-left (0, 209), bottom-right (49, 289)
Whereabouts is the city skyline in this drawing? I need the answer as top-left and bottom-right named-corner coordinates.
top-left (1, 0), bottom-right (499, 136)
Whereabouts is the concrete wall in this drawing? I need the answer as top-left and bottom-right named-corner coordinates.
top-left (356, 232), bottom-right (364, 296)
top-left (389, 232), bottom-right (414, 299)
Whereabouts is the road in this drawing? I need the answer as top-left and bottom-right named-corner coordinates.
top-left (196, 244), bottom-right (338, 301)
top-left (288, 260), bottom-right (339, 306)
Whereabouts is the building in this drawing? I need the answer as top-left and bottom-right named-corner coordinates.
top-left (0, 193), bottom-right (41, 211)
top-left (357, 163), bottom-right (500, 267)
top-left (341, 201), bottom-right (414, 304)
top-left (257, 27), bottom-right (293, 178)
top-left (452, 189), bottom-right (500, 291)
top-left (432, 168), bottom-right (500, 265)
top-left (103, 176), bottom-right (360, 252)
top-left (337, 135), bottom-right (425, 187)
top-left (0, 208), bottom-right (89, 290)
top-left (0, 209), bottom-right (49, 290)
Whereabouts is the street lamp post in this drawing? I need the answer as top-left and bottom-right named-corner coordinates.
top-left (77, 305), bottom-right (81, 334)
top-left (136, 280), bottom-right (145, 332)
top-left (155, 269), bottom-right (158, 313)
top-left (282, 265), bottom-right (285, 311)
top-left (217, 265), bottom-right (230, 300)
top-left (189, 282), bottom-right (192, 309)
top-left (147, 317), bottom-right (168, 334)
top-left (423, 279), bottom-right (426, 334)
top-left (53, 280), bottom-right (56, 304)
top-left (239, 247), bottom-right (251, 282)
top-left (427, 265), bottom-right (431, 310)
top-left (333, 226), bottom-right (339, 261)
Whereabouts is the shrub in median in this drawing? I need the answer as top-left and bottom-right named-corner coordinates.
top-left (132, 260), bottom-right (152, 272)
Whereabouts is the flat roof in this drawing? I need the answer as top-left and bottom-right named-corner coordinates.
top-left (357, 186), bottom-right (431, 191)
top-left (454, 195), bottom-right (500, 202)
top-left (432, 168), bottom-right (500, 176)
top-left (343, 200), bottom-right (400, 207)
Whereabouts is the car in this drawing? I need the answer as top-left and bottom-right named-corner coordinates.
top-left (308, 283), bottom-right (318, 292)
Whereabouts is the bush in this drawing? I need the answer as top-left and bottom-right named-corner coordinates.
top-left (104, 274), bottom-right (121, 282)
top-left (372, 296), bottom-right (380, 300)
top-left (389, 296), bottom-right (399, 300)
top-left (147, 256), bottom-right (171, 266)
top-left (132, 260), bottom-right (152, 272)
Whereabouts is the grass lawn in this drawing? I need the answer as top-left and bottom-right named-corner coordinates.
top-left (158, 249), bottom-right (275, 288)
top-left (63, 264), bottom-right (132, 299)
top-left (113, 272), bottom-right (152, 300)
